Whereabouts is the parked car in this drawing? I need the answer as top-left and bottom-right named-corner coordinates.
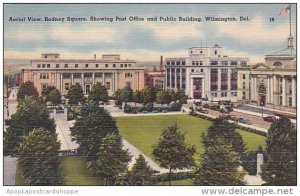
top-left (237, 118), bottom-right (252, 125)
top-left (203, 103), bottom-right (210, 108)
top-left (263, 116), bottom-right (277, 123)
top-left (198, 109), bottom-right (209, 114)
top-left (224, 115), bottom-right (237, 121)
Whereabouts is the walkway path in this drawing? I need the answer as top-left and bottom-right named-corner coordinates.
top-left (4, 156), bottom-right (18, 185)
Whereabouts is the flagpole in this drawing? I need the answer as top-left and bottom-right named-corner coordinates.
top-left (289, 4), bottom-right (291, 37)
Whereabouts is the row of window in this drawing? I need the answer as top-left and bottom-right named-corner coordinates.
top-left (166, 61), bottom-right (246, 66)
top-left (36, 63), bottom-right (132, 69)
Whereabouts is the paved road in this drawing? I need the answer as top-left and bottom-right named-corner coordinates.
top-left (54, 116), bottom-right (79, 151)
top-left (236, 105), bottom-right (274, 116)
top-left (4, 156), bottom-right (18, 185)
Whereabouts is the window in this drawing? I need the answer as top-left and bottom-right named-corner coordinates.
top-left (191, 69), bottom-right (194, 72)
top-left (241, 61), bottom-right (247, 66)
top-left (45, 55), bottom-right (47, 58)
top-left (75, 64), bottom-right (78, 68)
top-left (215, 50), bottom-right (217, 55)
top-left (37, 64), bottom-right (41, 68)
top-left (230, 61), bottom-right (238, 65)
top-left (105, 73), bottom-right (112, 78)
top-left (243, 74), bottom-right (246, 79)
top-left (176, 61), bottom-right (180, 65)
top-left (47, 64), bottom-right (50, 68)
top-left (221, 92), bottom-right (227, 97)
top-left (63, 73), bottom-right (71, 78)
top-left (56, 64), bottom-right (59, 68)
top-left (105, 64), bottom-right (108, 68)
top-left (221, 61), bottom-right (228, 65)
top-left (42, 64), bottom-right (46, 68)
top-left (128, 64), bottom-right (131, 67)
top-left (96, 64), bottom-right (99, 68)
top-left (182, 61), bottom-right (186, 65)
top-left (95, 73), bottom-right (102, 78)
top-left (64, 64), bottom-right (68, 68)
top-left (231, 92), bottom-right (237, 96)
top-left (113, 64), bottom-right (116, 67)
top-left (125, 73), bottom-right (133, 78)
top-left (65, 83), bottom-right (70, 90)
top-left (40, 73), bottom-right (49, 79)
top-left (171, 61), bottom-right (175, 65)
top-left (196, 61), bottom-right (199, 65)
top-left (125, 64), bottom-right (127, 68)
top-left (106, 82), bottom-right (110, 90)
top-left (192, 61), bottom-right (195, 65)
top-left (121, 64), bottom-right (123, 68)
top-left (42, 84), bottom-right (48, 90)
top-left (289, 97), bottom-right (292, 107)
top-left (242, 91), bottom-right (246, 99)
top-left (199, 61), bottom-right (203, 65)
top-left (243, 82), bottom-right (246, 89)
top-left (201, 69), bottom-right (203, 72)
top-left (84, 73), bottom-right (92, 78)
top-left (210, 61), bottom-right (218, 65)
top-left (85, 64), bottom-right (89, 68)
top-left (167, 61), bottom-right (170, 65)
top-left (73, 73), bottom-right (81, 78)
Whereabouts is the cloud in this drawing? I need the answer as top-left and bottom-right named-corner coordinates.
top-left (51, 26), bottom-right (118, 44)
top-left (217, 16), bottom-right (293, 44)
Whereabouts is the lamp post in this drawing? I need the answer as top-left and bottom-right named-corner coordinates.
top-left (261, 100), bottom-right (264, 117)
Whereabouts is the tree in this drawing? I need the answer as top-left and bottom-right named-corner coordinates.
top-left (93, 133), bottom-right (131, 185)
top-left (141, 87), bottom-right (156, 105)
top-left (18, 128), bottom-right (61, 185)
top-left (88, 82), bottom-right (108, 103)
top-left (70, 107), bottom-right (118, 161)
top-left (261, 117), bottom-right (296, 185)
top-left (48, 88), bottom-right (61, 105)
top-left (121, 85), bottom-right (133, 103)
top-left (17, 81), bottom-right (39, 101)
top-left (65, 83), bottom-right (85, 105)
top-left (4, 96), bottom-right (55, 155)
top-left (119, 154), bottom-right (156, 185)
top-left (113, 89), bottom-right (123, 102)
top-left (152, 124), bottom-right (196, 185)
top-left (202, 117), bottom-right (246, 157)
top-left (194, 139), bottom-right (245, 185)
top-left (133, 90), bottom-right (143, 106)
top-left (41, 86), bottom-right (56, 97)
top-left (156, 90), bottom-right (171, 106)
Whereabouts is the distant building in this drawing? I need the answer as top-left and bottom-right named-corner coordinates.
top-left (237, 26), bottom-right (296, 112)
top-left (144, 56), bottom-right (165, 89)
top-left (165, 45), bottom-right (248, 101)
top-left (21, 53), bottom-right (145, 96)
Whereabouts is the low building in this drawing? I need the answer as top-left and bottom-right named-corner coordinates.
top-left (165, 45), bottom-right (248, 101)
top-left (21, 53), bottom-right (145, 96)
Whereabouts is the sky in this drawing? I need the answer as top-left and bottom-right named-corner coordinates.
top-left (3, 4), bottom-right (296, 64)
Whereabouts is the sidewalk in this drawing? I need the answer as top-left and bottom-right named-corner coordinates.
top-left (4, 156), bottom-right (18, 185)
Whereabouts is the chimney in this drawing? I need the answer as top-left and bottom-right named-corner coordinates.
top-left (94, 54), bottom-right (96, 60)
top-left (160, 56), bottom-right (163, 71)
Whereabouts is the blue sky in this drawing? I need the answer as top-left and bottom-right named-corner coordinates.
top-left (4, 4), bottom-right (296, 63)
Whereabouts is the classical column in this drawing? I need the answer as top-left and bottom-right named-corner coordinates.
top-left (60, 73), bottom-right (63, 94)
top-left (270, 76), bottom-right (274, 103)
top-left (253, 75), bottom-right (257, 101)
top-left (282, 76), bottom-right (286, 106)
top-left (115, 72), bottom-right (118, 90)
top-left (175, 68), bottom-right (177, 91)
top-left (81, 73), bottom-right (84, 90)
top-left (92, 73), bottom-right (95, 85)
top-left (217, 69), bottom-right (221, 92)
top-left (266, 76), bottom-right (270, 103)
top-left (227, 69), bottom-right (231, 92)
top-left (190, 78), bottom-right (194, 99)
top-left (292, 76), bottom-right (296, 107)
top-left (169, 68), bottom-right (172, 89)
top-left (112, 73), bottom-right (115, 92)
top-left (71, 73), bottom-right (74, 85)
top-left (102, 73), bottom-right (105, 85)
top-left (201, 77), bottom-right (205, 98)
top-left (250, 75), bottom-right (254, 100)
top-left (180, 69), bottom-right (182, 89)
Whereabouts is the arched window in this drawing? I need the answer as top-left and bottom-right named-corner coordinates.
top-left (273, 61), bottom-right (282, 67)
top-left (258, 84), bottom-right (267, 93)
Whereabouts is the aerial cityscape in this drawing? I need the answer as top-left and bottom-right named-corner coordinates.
top-left (3, 3), bottom-right (297, 189)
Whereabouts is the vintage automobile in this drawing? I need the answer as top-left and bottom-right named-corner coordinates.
top-left (237, 117), bottom-right (252, 125)
top-left (263, 116), bottom-right (277, 123)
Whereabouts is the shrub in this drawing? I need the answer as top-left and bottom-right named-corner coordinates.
top-left (170, 102), bottom-right (182, 111)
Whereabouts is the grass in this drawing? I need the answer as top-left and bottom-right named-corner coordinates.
top-left (116, 114), bottom-right (266, 163)
top-left (16, 156), bottom-right (103, 186)
top-left (60, 156), bottom-right (103, 185)
top-left (156, 179), bottom-right (194, 186)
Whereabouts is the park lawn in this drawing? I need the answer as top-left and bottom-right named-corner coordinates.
top-left (16, 156), bottom-right (103, 185)
top-left (60, 156), bottom-right (103, 185)
top-left (116, 114), bottom-right (266, 163)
